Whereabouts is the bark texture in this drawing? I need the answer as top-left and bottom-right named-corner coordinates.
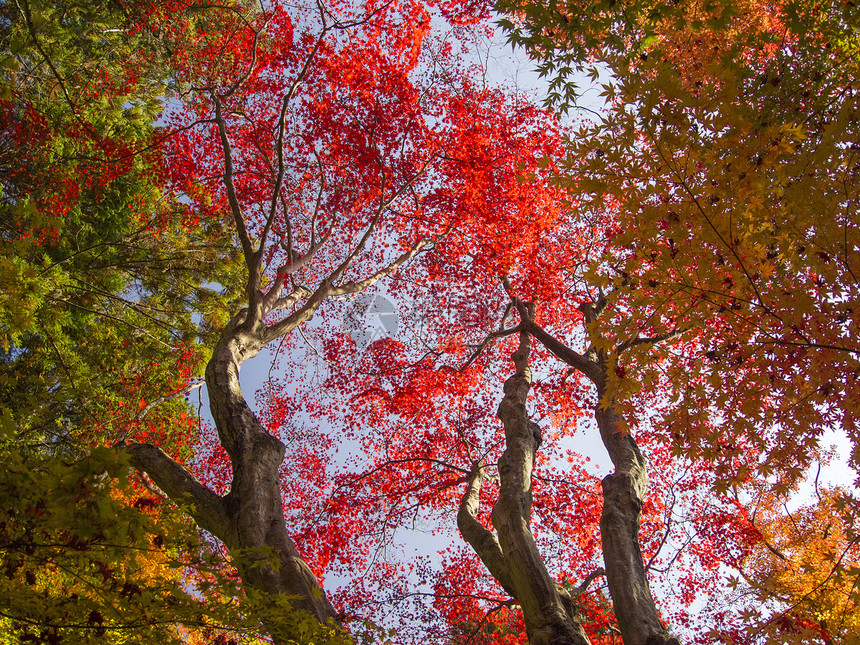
top-left (459, 331), bottom-right (592, 645)
top-left (594, 404), bottom-right (677, 645)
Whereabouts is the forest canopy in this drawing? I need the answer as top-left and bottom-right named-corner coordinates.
top-left (0, 0), bottom-right (858, 643)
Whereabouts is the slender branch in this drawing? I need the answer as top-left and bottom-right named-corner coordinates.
top-left (261, 282), bottom-right (330, 342)
top-left (256, 25), bottom-right (332, 278)
top-left (212, 95), bottom-right (254, 270)
top-left (328, 238), bottom-right (432, 296)
top-left (220, 10), bottom-right (271, 100)
top-left (571, 568), bottom-right (605, 595)
top-left (328, 156), bottom-right (436, 289)
top-left (617, 327), bottom-right (686, 355)
top-left (262, 236), bottom-right (330, 313)
top-left (327, 177), bottom-right (390, 288)
top-left (297, 325), bottom-right (324, 359)
top-left (457, 324), bottom-right (523, 371)
top-left (647, 121), bottom-right (776, 323)
top-left (643, 485), bottom-right (677, 572)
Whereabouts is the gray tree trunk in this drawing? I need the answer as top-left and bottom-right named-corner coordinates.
top-left (594, 402), bottom-right (678, 645)
top-left (519, 302), bottom-right (680, 645)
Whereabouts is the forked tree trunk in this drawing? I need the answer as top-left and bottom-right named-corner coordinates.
top-left (459, 331), bottom-right (592, 645)
top-left (519, 303), bottom-right (680, 645)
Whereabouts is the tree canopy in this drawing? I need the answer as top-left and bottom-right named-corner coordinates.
top-left (1, 0), bottom-right (857, 643)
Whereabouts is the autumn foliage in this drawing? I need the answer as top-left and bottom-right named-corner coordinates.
top-left (1, 0), bottom-right (858, 643)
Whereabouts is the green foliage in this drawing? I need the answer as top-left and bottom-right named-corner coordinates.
top-left (0, 1), bottom-right (252, 640)
top-left (0, 0), bottom-right (245, 455)
top-left (0, 445), bottom-right (254, 643)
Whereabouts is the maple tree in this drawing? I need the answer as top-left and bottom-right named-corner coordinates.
top-left (61, 0), bottom-right (619, 641)
top-left (499, 0), bottom-right (860, 477)
top-left (715, 484), bottom-right (860, 643)
top-left (300, 209), bottom-right (757, 645)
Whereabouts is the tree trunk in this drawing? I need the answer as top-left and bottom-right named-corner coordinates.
top-left (594, 403), bottom-right (678, 645)
top-left (459, 331), bottom-right (592, 645)
top-left (520, 308), bottom-right (680, 645)
top-left (204, 322), bottom-right (338, 633)
top-left (124, 317), bottom-right (340, 643)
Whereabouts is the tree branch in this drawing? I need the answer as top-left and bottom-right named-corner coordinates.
top-left (457, 324), bottom-right (523, 372)
top-left (261, 283), bottom-right (330, 342)
top-left (262, 237), bottom-right (329, 314)
top-left (571, 568), bottom-right (605, 595)
top-left (119, 442), bottom-right (232, 545)
top-left (457, 465), bottom-right (517, 598)
top-left (617, 327), bottom-right (686, 355)
top-left (328, 239), bottom-right (431, 296)
top-left (520, 318), bottom-right (602, 383)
